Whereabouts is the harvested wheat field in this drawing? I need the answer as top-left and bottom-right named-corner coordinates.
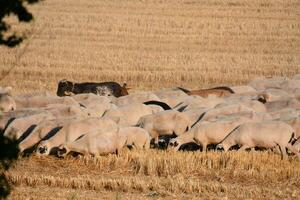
top-left (0, 0), bottom-right (299, 94)
top-left (6, 151), bottom-right (300, 199)
top-left (1, 0), bottom-right (300, 199)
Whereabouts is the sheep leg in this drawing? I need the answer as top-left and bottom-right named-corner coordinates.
top-left (116, 146), bottom-right (124, 156)
top-left (133, 142), bottom-right (143, 149)
top-left (85, 153), bottom-right (93, 159)
top-left (273, 145), bottom-right (281, 155)
top-left (174, 145), bottom-right (181, 151)
top-left (144, 138), bottom-right (151, 149)
top-left (154, 136), bottom-right (159, 148)
top-left (129, 144), bottom-right (137, 150)
top-left (18, 133), bottom-right (41, 153)
top-left (278, 145), bottom-right (287, 160)
top-left (138, 143), bottom-right (145, 149)
top-left (149, 130), bottom-right (159, 148)
top-left (192, 138), bottom-right (201, 151)
top-left (238, 145), bottom-right (251, 152)
top-left (202, 144), bottom-right (207, 152)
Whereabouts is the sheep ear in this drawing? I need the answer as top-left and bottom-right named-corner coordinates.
top-left (123, 83), bottom-right (132, 90)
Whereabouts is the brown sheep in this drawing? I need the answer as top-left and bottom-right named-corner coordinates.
top-left (177, 86), bottom-right (234, 98)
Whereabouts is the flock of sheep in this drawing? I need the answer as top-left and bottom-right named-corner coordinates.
top-left (1, 74), bottom-right (300, 159)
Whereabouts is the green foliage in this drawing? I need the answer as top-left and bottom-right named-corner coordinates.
top-left (0, 0), bottom-right (41, 47)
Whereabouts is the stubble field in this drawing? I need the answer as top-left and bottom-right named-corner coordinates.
top-left (6, 150), bottom-right (300, 199)
top-left (1, 0), bottom-right (300, 199)
top-left (0, 0), bottom-right (299, 93)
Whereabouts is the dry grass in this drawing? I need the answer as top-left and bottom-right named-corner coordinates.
top-left (6, 150), bottom-right (300, 199)
top-left (0, 0), bottom-right (299, 94)
top-left (1, 0), bottom-right (300, 199)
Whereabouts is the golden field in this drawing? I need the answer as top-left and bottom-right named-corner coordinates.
top-left (7, 150), bottom-right (300, 200)
top-left (0, 0), bottom-right (299, 94)
top-left (0, 0), bottom-right (300, 199)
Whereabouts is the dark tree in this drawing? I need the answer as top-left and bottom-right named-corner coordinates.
top-left (0, 0), bottom-right (41, 47)
top-left (0, 1), bottom-right (40, 198)
top-left (0, 134), bottom-right (19, 198)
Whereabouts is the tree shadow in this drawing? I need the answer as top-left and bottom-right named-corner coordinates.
top-left (0, 0), bottom-right (41, 47)
top-left (0, 134), bottom-right (19, 198)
